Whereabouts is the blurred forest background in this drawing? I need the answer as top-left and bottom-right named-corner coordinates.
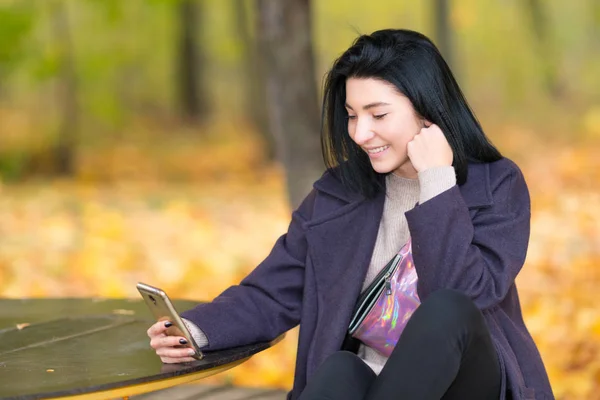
top-left (0, 0), bottom-right (599, 398)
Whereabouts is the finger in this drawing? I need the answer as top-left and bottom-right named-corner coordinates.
top-left (147, 320), bottom-right (171, 338)
top-left (156, 346), bottom-right (197, 359)
top-left (426, 124), bottom-right (443, 136)
top-left (160, 356), bottom-right (197, 364)
top-left (148, 331), bottom-right (167, 343)
top-left (419, 126), bottom-right (433, 136)
top-left (150, 335), bottom-right (188, 349)
top-left (406, 140), bottom-right (416, 159)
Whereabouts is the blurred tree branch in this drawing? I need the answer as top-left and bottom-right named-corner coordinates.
top-left (51, 0), bottom-right (78, 176)
top-left (524, 0), bottom-right (565, 100)
top-left (0, 1), bottom-right (34, 99)
top-left (256, 0), bottom-right (323, 208)
top-left (433, 0), bottom-right (454, 71)
top-left (233, 0), bottom-right (274, 161)
top-left (177, 0), bottom-right (207, 123)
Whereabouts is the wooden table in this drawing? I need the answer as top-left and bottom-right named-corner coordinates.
top-left (0, 298), bottom-right (281, 400)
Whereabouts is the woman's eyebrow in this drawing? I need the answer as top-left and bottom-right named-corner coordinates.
top-left (345, 102), bottom-right (391, 111)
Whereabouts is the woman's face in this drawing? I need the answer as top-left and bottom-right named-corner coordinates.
top-left (345, 77), bottom-right (423, 179)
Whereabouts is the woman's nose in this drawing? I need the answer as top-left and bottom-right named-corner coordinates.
top-left (352, 120), bottom-right (375, 145)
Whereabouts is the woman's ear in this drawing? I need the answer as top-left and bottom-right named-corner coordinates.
top-left (422, 119), bottom-right (432, 128)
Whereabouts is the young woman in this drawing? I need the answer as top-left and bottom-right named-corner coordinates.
top-left (147, 29), bottom-right (553, 400)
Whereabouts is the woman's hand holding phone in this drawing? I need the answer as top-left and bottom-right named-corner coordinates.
top-left (147, 320), bottom-right (198, 363)
top-left (137, 282), bottom-right (203, 362)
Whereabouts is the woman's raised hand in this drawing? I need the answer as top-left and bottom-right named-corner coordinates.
top-left (407, 122), bottom-right (454, 172)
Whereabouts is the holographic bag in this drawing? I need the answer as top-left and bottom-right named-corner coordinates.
top-left (348, 238), bottom-right (421, 357)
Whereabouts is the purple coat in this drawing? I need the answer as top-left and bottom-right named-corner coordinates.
top-left (181, 158), bottom-right (553, 400)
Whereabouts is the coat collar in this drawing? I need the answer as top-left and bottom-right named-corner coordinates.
top-left (313, 162), bottom-right (494, 209)
top-left (312, 169), bottom-right (366, 204)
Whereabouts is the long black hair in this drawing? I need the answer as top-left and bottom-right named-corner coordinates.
top-left (321, 29), bottom-right (502, 199)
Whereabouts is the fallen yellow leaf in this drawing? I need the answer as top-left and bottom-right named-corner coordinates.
top-left (112, 309), bottom-right (135, 315)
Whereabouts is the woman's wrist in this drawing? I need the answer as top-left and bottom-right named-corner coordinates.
top-left (418, 166), bottom-right (457, 204)
top-left (182, 317), bottom-right (209, 348)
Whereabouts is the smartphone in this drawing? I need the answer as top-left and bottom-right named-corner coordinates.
top-left (136, 282), bottom-right (204, 360)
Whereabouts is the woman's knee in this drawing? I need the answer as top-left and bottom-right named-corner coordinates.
top-left (300, 351), bottom-right (374, 400)
top-left (414, 289), bottom-right (483, 332)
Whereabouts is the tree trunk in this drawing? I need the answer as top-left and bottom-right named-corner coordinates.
top-left (233, 0), bottom-right (275, 161)
top-left (592, 0), bottom-right (600, 51)
top-left (52, 0), bottom-right (78, 176)
top-left (177, 0), bottom-right (206, 122)
top-left (433, 0), bottom-right (454, 70)
top-left (256, 0), bottom-right (323, 209)
top-left (524, 0), bottom-right (564, 99)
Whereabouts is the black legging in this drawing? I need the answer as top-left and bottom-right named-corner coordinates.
top-left (298, 289), bottom-right (502, 400)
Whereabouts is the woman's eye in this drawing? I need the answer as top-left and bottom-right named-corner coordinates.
top-left (347, 115), bottom-right (357, 120)
top-left (373, 114), bottom-right (388, 120)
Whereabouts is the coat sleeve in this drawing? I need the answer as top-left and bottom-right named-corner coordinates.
top-left (405, 161), bottom-right (531, 310)
top-left (179, 190), bottom-right (315, 351)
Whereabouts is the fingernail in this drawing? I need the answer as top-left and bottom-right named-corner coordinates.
top-left (164, 321), bottom-right (172, 327)
top-left (179, 338), bottom-right (188, 345)
top-left (188, 349), bottom-right (196, 356)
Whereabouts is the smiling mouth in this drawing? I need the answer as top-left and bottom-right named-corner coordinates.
top-left (366, 145), bottom-right (390, 154)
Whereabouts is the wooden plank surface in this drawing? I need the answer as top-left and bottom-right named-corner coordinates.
top-left (0, 298), bottom-right (199, 328)
top-left (0, 298), bottom-right (283, 400)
